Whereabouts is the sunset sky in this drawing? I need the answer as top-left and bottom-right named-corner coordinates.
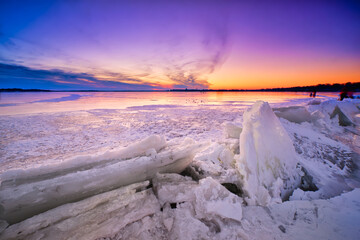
top-left (1, 0), bottom-right (360, 90)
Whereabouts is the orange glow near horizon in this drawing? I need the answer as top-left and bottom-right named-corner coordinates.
top-left (207, 52), bottom-right (360, 90)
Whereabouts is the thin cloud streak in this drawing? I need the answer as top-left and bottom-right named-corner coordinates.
top-left (165, 20), bottom-right (231, 89)
top-left (0, 63), bottom-right (165, 90)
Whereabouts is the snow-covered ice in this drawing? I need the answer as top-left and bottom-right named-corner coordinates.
top-left (236, 101), bottom-right (301, 206)
top-left (0, 181), bottom-right (160, 240)
top-left (0, 136), bottom-right (202, 224)
top-left (0, 92), bottom-right (360, 239)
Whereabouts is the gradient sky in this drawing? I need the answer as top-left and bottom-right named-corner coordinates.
top-left (0, 0), bottom-right (360, 90)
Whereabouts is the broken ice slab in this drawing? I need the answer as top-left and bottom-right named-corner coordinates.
top-left (0, 135), bottom-right (167, 187)
top-left (0, 181), bottom-right (160, 240)
top-left (153, 173), bottom-right (198, 206)
top-left (194, 177), bottom-right (243, 222)
top-left (317, 99), bottom-right (360, 124)
top-left (273, 106), bottom-right (312, 124)
top-left (330, 105), bottom-right (354, 126)
top-left (222, 122), bottom-right (242, 139)
top-left (237, 101), bottom-right (301, 206)
top-left (153, 173), bottom-right (243, 222)
top-left (0, 137), bottom-right (202, 224)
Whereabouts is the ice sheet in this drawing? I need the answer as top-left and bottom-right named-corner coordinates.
top-left (1, 95), bottom-right (360, 239)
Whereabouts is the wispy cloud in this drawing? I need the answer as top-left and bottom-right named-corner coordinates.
top-left (0, 63), bottom-right (165, 90)
top-left (165, 19), bottom-right (230, 89)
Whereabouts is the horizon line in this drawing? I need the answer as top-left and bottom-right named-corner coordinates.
top-left (1, 82), bottom-right (359, 92)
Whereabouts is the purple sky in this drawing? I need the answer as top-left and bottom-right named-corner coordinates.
top-left (1, 0), bottom-right (359, 90)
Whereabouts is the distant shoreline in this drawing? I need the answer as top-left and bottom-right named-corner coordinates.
top-left (1, 82), bottom-right (359, 92)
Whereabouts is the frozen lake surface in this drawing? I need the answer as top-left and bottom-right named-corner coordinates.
top-left (0, 91), bottom-right (337, 170)
top-left (0, 91), bottom-right (359, 239)
top-left (0, 91), bottom-right (338, 115)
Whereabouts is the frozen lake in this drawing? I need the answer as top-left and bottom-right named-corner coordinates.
top-left (0, 91), bottom-right (338, 171)
top-left (1, 91), bottom-right (359, 240)
top-left (0, 91), bottom-right (338, 115)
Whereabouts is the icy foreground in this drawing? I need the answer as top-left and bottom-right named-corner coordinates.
top-left (0, 136), bottom-right (202, 224)
top-left (1, 99), bottom-right (360, 239)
